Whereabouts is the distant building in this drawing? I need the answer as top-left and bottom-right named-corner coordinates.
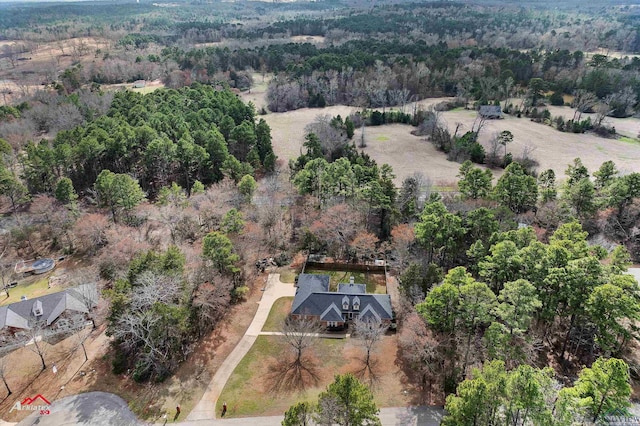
top-left (479, 105), bottom-right (503, 119)
top-left (290, 274), bottom-right (393, 329)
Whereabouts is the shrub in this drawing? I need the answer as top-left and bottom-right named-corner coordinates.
top-left (549, 91), bottom-right (564, 106)
top-left (231, 285), bottom-right (249, 302)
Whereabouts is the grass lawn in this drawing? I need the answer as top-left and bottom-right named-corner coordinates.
top-left (262, 297), bottom-right (294, 332)
top-left (277, 268), bottom-right (297, 284)
top-left (619, 135), bottom-right (640, 144)
top-left (217, 336), bottom-right (346, 418)
top-left (0, 276), bottom-right (54, 306)
top-left (303, 269), bottom-right (385, 294)
top-left (375, 135), bottom-right (390, 142)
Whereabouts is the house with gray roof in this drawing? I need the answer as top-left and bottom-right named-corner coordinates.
top-left (0, 284), bottom-right (98, 336)
top-left (479, 105), bottom-right (503, 119)
top-left (291, 274), bottom-right (393, 329)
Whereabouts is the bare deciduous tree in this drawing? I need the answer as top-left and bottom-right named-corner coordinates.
top-left (269, 316), bottom-right (324, 391)
top-left (353, 317), bottom-right (386, 380)
top-left (572, 89), bottom-right (598, 121)
top-left (23, 319), bottom-right (49, 371)
top-left (305, 114), bottom-right (349, 159)
top-left (73, 325), bottom-right (92, 363)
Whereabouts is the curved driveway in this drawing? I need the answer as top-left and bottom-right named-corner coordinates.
top-left (187, 273), bottom-right (295, 421)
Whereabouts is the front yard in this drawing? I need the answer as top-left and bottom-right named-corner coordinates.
top-left (216, 293), bottom-right (414, 419)
top-left (216, 334), bottom-right (412, 418)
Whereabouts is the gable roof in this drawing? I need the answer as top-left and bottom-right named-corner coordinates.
top-left (0, 283), bottom-right (98, 330)
top-left (320, 303), bottom-right (343, 322)
top-left (359, 304), bottom-right (382, 322)
top-left (292, 274), bottom-right (392, 321)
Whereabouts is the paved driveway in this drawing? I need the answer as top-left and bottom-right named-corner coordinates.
top-left (187, 274), bottom-right (295, 421)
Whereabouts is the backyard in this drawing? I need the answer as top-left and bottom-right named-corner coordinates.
top-left (303, 268), bottom-right (387, 294)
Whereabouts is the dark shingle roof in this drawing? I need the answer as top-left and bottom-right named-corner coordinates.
top-left (292, 274), bottom-right (330, 313)
top-left (0, 284), bottom-right (98, 330)
top-left (337, 283), bottom-right (366, 294)
top-left (320, 304), bottom-right (343, 322)
top-left (479, 105), bottom-right (502, 117)
top-left (292, 274), bottom-right (392, 321)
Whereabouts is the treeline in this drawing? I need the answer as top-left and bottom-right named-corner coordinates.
top-left (19, 84), bottom-right (276, 202)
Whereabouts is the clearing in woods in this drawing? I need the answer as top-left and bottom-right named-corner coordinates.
top-left (243, 81), bottom-right (640, 184)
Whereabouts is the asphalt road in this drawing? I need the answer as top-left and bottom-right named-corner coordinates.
top-left (12, 392), bottom-right (444, 426)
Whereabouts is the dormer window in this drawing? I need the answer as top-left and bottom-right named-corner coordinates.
top-left (32, 300), bottom-right (43, 317)
top-left (342, 295), bottom-right (349, 310)
top-left (353, 296), bottom-right (360, 311)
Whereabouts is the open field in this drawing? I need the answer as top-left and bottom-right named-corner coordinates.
top-left (216, 334), bottom-right (414, 418)
top-left (0, 37), bottom-right (112, 102)
top-left (101, 79), bottom-right (165, 95)
top-left (257, 90), bottom-right (640, 183)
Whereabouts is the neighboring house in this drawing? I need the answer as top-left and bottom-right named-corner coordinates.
top-left (0, 284), bottom-right (98, 337)
top-left (479, 105), bottom-right (503, 119)
top-left (291, 274), bottom-right (393, 329)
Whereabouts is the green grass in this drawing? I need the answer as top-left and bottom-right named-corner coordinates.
top-left (278, 269), bottom-right (296, 283)
top-left (217, 336), bottom-right (347, 418)
top-left (132, 86), bottom-right (161, 94)
top-left (262, 297), bottom-right (294, 332)
top-left (0, 277), bottom-right (53, 306)
top-left (303, 269), bottom-right (384, 293)
top-left (618, 136), bottom-right (640, 144)
top-left (375, 135), bottom-right (390, 142)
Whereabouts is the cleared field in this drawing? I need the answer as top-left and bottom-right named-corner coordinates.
top-left (101, 79), bottom-right (165, 94)
top-left (261, 99), bottom-right (640, 183)
top-left (436, 109), bottom-right (640, 178)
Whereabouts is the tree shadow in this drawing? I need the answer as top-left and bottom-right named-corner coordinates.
top-left (265, 354), bottom-right (320, 393)
top-left (353, 357), bottom-right (380, 387)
